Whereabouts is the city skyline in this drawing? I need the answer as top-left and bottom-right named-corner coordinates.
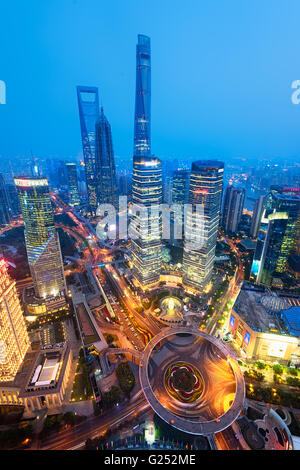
top-left (1, 1), bottom-right (300, 163)
top-left (0, 1), bottom-right (300, 455)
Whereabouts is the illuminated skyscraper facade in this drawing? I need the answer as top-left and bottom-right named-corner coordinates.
top-left (66, 163), bottom-right (80, 206)
top-left (0, 258), bottom-right (30, 382)
top-left (131, 35), bottom-right (162, 288)
top-left (95, 107), bottom-right (118, 207)
top-left (183, 160), bottom-right (224, 292)
top-left (14, 177), bottom-right (66, 299)
top-left (77, 86), bottom-right (100, 209)
top-left (171, 169), bottom-right (190, 205)
top-left (250, 190), bottom-right (300, 286)
top-left (221, 186), bottom-right (245, 234)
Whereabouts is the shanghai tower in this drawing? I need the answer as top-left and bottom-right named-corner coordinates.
top-left (131, 35), bottom-right (162, 289)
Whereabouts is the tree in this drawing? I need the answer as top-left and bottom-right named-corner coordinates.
top-left (273, 364), bottom-right (283, 375)
top-left (106, 334), bottom-right (115, 345)
top-left (63, 411), bottom-right (76, 426)
top-left (286, 376), bottom-right (300, 388)
top-left (116, 362), bottom-right (135, 395)
top-left (254, 361), bottom-right (266, 370)
top-left (102, 386), bottom-right (122, 409)
top-left (256, 373), bottom-right (265, 382)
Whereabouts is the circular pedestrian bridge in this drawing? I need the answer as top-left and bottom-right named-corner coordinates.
top-left (139, 327), bottom-right (245, 435)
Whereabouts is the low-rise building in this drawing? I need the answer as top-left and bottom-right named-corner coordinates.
top-left (227, 284), bottom-right (300, 364)
top-left (0, 342), bottom-right (72, 412)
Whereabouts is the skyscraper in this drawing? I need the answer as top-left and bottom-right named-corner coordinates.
top-left (250, 195), bottom-right (266, 238)
top-left (0, 258), bottom-right (30, 382)
top-left (171, 169), bottom-right (190, 205)
top-left (14, 177), bottom-right (66, 299)
top-left (131, 35), bottom-right (162, 288)
top-left (95, 107), bottom-right (118, 207)
top-left (169, 169), bottom-right (189, 247)
top-left (66, 163), bottom-right (80, 207)
top-left (250, 189), bottom-right (300, 286)
top-left (6, 183), bottom-right (20, 215)
top-left (0, 174), bottom-right (10, 226)
top-left (222, 186), bottom-right (245, 234)
top-left (183, 160), bottom-right (224, 292)
top-left (77, 86), bottom-right (100, 209)
top-left (133, 35), bottom-right (151, 157)
top-left (57, 160), bottom-right (68, 188)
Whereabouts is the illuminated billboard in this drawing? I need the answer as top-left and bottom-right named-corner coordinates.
top-left (244, 331), bottom-right (251, 345)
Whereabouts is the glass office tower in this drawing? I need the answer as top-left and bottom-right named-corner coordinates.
top-left (250, 194), bottom-right (267, 238)
top-left (183, 160), bottom-right (224, 292)
top-left (250, 189), bottom-right (300, 286)
top-left (14, 177), bottom-right (66, 299)
top-left (77, 86), bottom-right (100, 209)
top-left (169, 169), bottom-right (190, 246)
top-left (172, 169), bottom-right (190, 205)
top-left (131, 35), bottom-right (162, 288)
top-left (95, 107), bottom-right (118, 207)
top-left (66, 163), bottom-right (80, 207)
top-left (221, 186), bottom-right (245, 234)
top-left (0, 258), bottom-right (30, 381)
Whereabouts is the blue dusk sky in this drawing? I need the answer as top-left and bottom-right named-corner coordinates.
top-left (1, 0), bottom-right (300, 164)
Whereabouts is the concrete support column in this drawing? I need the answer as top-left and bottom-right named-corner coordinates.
top-left (45, 396), bottom-right (51, 408)
top-left (11, 391), bottom-right (17, 404)
top-left (35, 397), bottom-right (41, 410)
top-left (57, 394), bottom-right (62, 406)
top-left (29, 398), bottom-right (34, 411)
top-left (23, 399), bottom-right (30, 413)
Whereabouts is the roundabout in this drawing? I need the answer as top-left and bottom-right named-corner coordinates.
top-left (139, 327), bottom-right (245, 435)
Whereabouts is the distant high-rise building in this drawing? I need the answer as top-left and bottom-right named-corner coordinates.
top-left (131, 35), bottom-right (162, 288)
top-left (14, 177), bottom-right (66, 299)
top-left (66, 163), bottom-right (80, 207)
top-left (250, 189), bottom-right (300, 286)
top-left (171, 169), bottom-right (190, 205)
top-left (77, 86), bottom-right (100, 209)
top-left (250, 195), bottom-right (266, 238)
top-left (222, 186), bottom-right (245, 234)
top-left (118, 174), bottom-right (130, 196)
top-left (30, 155), bottom-right (40, 177)
top-left (0, 174), bottom-right (10, 225)
top-left (6, 183), bottom-right (20, 215)
top-left (0, 258), bottom-right (30, 382)
top-left (95, 107), bottom-right (118, 207)
top-left (57, 160), bottom-right (68, 188)
top-left (163, 174), bottom-right (173, 205)
top-left (183, 160), bottom-right (224, 292)
top-left (46, 158), bottom-right (56, 186)
top-left (169, 169), bottom-right (189, 247)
